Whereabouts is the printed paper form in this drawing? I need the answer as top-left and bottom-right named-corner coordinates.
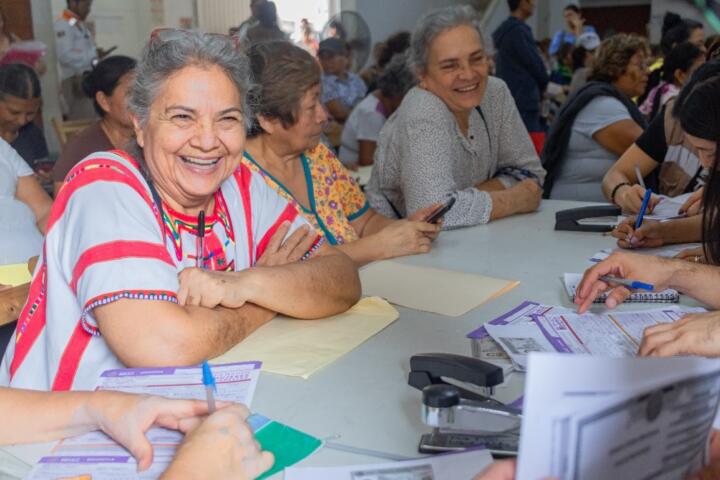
top-left (28, 361), bottom-right (263, 479)
top-left (360, 261), bottom-right (519, 317)
top-left (484, 307), bottom-right (705, 369)
top-left (285, 448), bottom-right (494, 480)
top-left (517, 353), bottom-right (720, 480)
top-left (214, 296), bottom-right (399, 379)
top-left (96, 360), bottom-right (261, 405)
top-left (590, 243), bottom-right (702, 263)
top-left (644, 192), bottom-right (693, 221)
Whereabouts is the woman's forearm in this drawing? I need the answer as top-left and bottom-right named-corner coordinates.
top-left (659, 215), bottom-right (702, 244)
top-left (243, 250), bottom-right (361, 318)
top-left (0, 388), bottom-right (97, 445)
top-left (338, 235), bottom-right (385, 266)
top-left (669, 261), bottom-right (720, 308)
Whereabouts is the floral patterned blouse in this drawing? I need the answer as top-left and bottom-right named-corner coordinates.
top-left (241, 144), bottom-right (369, 245)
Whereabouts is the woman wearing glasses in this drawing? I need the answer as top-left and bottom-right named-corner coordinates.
top-left (364, 6), bottom-right (545, 229)
top-left (543, 34), bottom-right (650, 202)
top-left (0, 30), bottom-right (360, 392)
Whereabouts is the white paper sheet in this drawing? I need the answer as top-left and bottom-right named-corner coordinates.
top-left (644, 193), bottom-right (693, 221)
top-left (485, 307), bottom-right (705, 367)
top-left (517, 353), bottom-right (720, 480)
top-left (590, 243), bottom-right (702, 263)
top-left (285, 448), bottom-right (494, 480)
top-left (27, 361), bottom-right (262, 479)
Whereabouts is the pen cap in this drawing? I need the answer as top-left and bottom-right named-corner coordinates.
top-left (201, 360), bottom-right (216, 391)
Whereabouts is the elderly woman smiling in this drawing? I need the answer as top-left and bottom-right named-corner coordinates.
top-left (0, 31), bottom-right (360, 391)
top-left (243, 41), bottom-right (440, 265)
top-left (364, 6), bottom-right (546, 228)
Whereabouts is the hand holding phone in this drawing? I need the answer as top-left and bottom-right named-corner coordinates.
top-left (425, 197), bottom-right (456, 224)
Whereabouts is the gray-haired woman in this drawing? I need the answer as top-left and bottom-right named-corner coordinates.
top-left (338, 53), bottom-right (415, 168)
top-left (364, 5), bottom-right (546, 228)
top-left (0, 30), bottom-right (360, 393)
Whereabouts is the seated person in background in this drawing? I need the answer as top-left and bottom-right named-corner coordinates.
top-left (0, 63), bottom-right (48, 168)
top-left (361, 31), bottom-right (411, 91)
top-left (602, 61), bottom-right (720, 214)
top-left (339, 53), bottom-right (415, 169)
top-left (0, 138), bottom-right (51, 265)
top-left (0, 31), bottom-right (360, 392)
top-left (639, 41), bottom-right (705, 121)
top-left (319, 37), bottom-right (367, 123)
top-left (365, 6), bottom-right (545, 228)
top-left (568, 31), bottom-right (600, 94)
top-left (52, 55), bottom-right (137, 195)
top-left (244, 41), bottom-right (440, 266)
top-left (542, 34), bottom-right (649, 201)
top-left (0, 387), bottom-right (273, 478)
top-left (576, 74), bottom-right (720, 349)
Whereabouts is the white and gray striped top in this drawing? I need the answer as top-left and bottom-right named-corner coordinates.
top-left (365, 77), bottom-right (545, 228)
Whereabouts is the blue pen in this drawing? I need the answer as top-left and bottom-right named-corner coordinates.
top-left (600, 275), bottom-right (654, 291)
top-left (201, 360), bottom-right (216, 413)
top-left (635, 188), bottom-right (652, 230)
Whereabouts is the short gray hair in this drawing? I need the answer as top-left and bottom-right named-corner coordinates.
top-left (410, 5), bottom-right (484, 74)
top-left (129, 31), bottom-right (254, 130)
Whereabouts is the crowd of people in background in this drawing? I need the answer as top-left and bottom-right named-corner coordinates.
top-left (6, 0), bottom-right (720, 477)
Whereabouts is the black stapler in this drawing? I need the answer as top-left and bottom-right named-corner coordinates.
top-left (409, 354), bottom-right (521, 456)
top-left (555, 205), bottom-right (621, 232)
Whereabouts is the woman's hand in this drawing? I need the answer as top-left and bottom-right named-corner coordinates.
top-left (162, 404), bottom-right (274, 479)
top-left (612, 217), bottom-right (664, 249)
top-left (473, 460), bottom-right (516, 480)
top-left (177, 268), bottom-right (251, 309)
top-left (679, 187), bottom-right (704, 216)
top-left (409, 203), bottom-right (444, 239)
top-left (86, 392), bottom-right (217, 472)
top-left (639, 311), bottom-right (720, 357)
top-left (256, 221), bottom-right (317, 267)
top-left (675, 246), bottom-right (706, 264)
top-left (616, 184), bottom-right (659, 214)
top-left (575, 252), bottom-right (676, 313)
top-left (511, 180), bottom-right (542, 214)
top-left (376, 220), bottom-right (440, 259)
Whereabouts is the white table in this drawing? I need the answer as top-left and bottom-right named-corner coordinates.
top-left (0, 200), bottom-right (694, 477)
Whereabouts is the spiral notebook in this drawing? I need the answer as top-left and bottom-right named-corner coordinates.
top-left (563, 273), bottom-right (679, 303)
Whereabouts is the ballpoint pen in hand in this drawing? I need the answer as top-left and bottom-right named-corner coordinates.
top-left (634, 188), bottom-right (652, 230)
top-left (201, 360), bottom-right (216, 414)
top-left (600, 275), bottom-right (654, 291)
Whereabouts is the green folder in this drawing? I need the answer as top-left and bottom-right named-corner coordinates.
top-left (249, 414), bottom-right (322, 479)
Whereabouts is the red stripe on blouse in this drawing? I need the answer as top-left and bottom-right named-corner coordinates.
top-left (234, 164), bottom-right (255, 264)
top-left (51, 320), bottom-right (93, 391)
top-left (70, 241), bottom-right (174, 294)
top-left (9, 263), bottom-right (47, 379)
top-left (50, 156), bottom-right (160, 233)
top-left (255, 203), bottom-right (299, 261)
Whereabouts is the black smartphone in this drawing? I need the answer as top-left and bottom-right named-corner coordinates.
top-left (425, 197), bottom-right (456, 224)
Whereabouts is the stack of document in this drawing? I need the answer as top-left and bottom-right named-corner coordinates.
top-left (475, 302), bottom-right (704, 370)
top-left (518, 353), bottom-right (720, 479)
top-left (27, 361), bottom-right (321, 480)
